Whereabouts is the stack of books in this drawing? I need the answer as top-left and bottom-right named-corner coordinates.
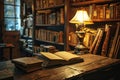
top-left (12, 57), bottom-right (43, 72)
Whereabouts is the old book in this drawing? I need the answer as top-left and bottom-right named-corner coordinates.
top-left (55, 0), bottom-right (64, 5)
top-left (105, 5), bottom-right (111, 19)
top-left (83, 32), bottom-right (91, 48)
top-left (0, 61), bottom-right (14, 80)
top-left (93, 29), bottom-right (105, 55)
top-left (92, 4), bottom-right (98, 19)
top-left (114, 36), bottom-right (120, 58)
top-left (60, 8), bottom-right (64, 24)
top-left (58, 31), bottom-right (64, 43)
top-left (12, 57), bottom-right (43, 72)
top-left (89, 29), bottom-right (101, 54)
top-left (36, 0), bottom-right (40, 9)
top-left (0, 69), bottom-right (13, 80)
top-left (98, 5), bottom-right (104, 19)
top-left (109, 23), bottom-right (120, 58)
top-left (68, 32), bottom-right (78, 46)
top-left (101, 24), bottom-right (111, 57)
top-left (39, 51), bottom-right (84, 67)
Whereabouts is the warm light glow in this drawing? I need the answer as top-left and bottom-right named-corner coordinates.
top-left (70, 10), bottom-right (93, 25)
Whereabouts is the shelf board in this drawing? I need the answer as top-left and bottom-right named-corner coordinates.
top-left (93, 19), bottom-right (120, 22)
top-left (68, 43), bottom-right (77, 47)
top-left (22, 35), bottom-right (33, 39)
top-left (71, 0), bottom-right (116, 7)
top-left (35, 39), bottom-right (64, 46)
top-left (35, 24), bottom-right (64, 27)
top-left (36, 4), bottom-right (64, 10)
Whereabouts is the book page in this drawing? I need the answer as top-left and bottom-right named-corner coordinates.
top-left (40, 52), bottom-right (64, 60)
top-left (54, 51), bottom-right (81, 61)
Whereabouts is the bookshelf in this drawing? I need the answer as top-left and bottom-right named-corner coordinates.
top-left (69, 0), bottom-right (120, 57)
top-left (32, 0), bottom-right (120, 57)
top-left (70, 0), bottom-right (120, 21)
top-left (33, 0), bottom-right (70, 52)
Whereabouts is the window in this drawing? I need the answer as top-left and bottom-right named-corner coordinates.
top-left (4, 0), bottom-right (21, 31)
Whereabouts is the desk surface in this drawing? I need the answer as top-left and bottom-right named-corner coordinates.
top-left (0, 54), bottom-right (120, 80)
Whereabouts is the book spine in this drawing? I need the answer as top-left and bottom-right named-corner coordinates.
top-left (114, 36), bottom-right (120, 58)
top-left (36, 29), bottom-right (64, 44)
top-left (109, 22), bottom-right (120, 58)
top-left (93, 29), bottom-right (104, 55)
top-left (101, 24), bottom-right (111, 56)
top-left (89, 29), bottom-right (101, 54)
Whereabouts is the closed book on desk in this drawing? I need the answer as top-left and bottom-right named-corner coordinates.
top-left (12, 57), bottom-right (43, 72)
top-left (0, 69), bottom-right (13, 80)
top-left (39, 51), bottom-right (84, 67)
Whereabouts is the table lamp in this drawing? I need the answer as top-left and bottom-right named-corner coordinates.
top-left (69, 10), bottom-right (93, 54)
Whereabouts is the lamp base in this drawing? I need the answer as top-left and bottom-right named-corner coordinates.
top-left (74, 44), bottom-right (89, 54)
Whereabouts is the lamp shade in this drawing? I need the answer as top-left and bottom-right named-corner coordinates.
top-left (70, 10), bottom-right (93, 24)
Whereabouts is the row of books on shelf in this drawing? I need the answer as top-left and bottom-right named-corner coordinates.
top-left (74, 2), bottom-right (120, 19)
top-left (35, 29), bottom-right (64, 44)
top-left (34, 45), bottom-right (58, 53)
top-left (36, 0), bottom-right (64, 9)
top-left (36, 8), bottom-right (64, 25)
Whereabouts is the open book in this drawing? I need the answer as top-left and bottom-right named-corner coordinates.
top-left (39, 51), bottom-right (84, 67)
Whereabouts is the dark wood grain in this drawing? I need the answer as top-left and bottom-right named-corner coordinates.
top-left (0, 54), bottom-right (120, 80)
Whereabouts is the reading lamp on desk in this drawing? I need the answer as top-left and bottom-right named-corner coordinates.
top-left (69, 10), bottom-right (93, 54)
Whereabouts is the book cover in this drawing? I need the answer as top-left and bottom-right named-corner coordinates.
top-left (93, 29), bottom-right (105, 55)
top-left (101, 24), bottom-right (111, 56)
top-left (109, 23), bottom-right (120, 58)
top-left (89, 29), bottom-right (101, 54)
top-left (0, 69), bottom-right (13, 80)
top-left (12, 57), bottom-right (43, 72)
top-left (0, 61), bottom-right (14, 80)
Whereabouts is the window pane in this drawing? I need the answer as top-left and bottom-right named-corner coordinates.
top-left (4, 0), bottom-right (14, 5)
top-left (15, 6), bottom-right (20, 18)
top-left (4, 5), bottom-right (15, 17)
top-left (5, 18), bottom-right (16, 31)
top-left (15, 0), bottom-right (20, 5)
top-left (15, 19), bottom-right (21, 30)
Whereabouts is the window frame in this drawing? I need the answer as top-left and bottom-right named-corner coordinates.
top-left (4, 0), bottom-right (21, 31)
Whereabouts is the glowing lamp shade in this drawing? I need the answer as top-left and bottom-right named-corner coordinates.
top-left (70, 10), bottom-right (93, 25)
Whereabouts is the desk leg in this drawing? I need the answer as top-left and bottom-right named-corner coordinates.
top-left (9, 48), bottom-right (13, 59)
top-left (0, 48), bottom-right (3, 60)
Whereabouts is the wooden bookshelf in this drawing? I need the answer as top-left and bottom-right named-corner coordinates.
top-left (71, 0), bottom-right (117, 7)
top-left (33, 0), bottom-right (120, 56)
top-left (33, 0), bottom-right (70, 52)
top-left (36, 4), bottom-right (65, 10)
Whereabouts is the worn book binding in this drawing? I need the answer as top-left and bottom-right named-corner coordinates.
top-left (39, 51), bottom-right (84, 67)
top-left (12, 57), bottom-right (43, 72)
top-left (101, 25), bottom-right (111, 56)
top-left (0, 69), bottom-right (13, 80)
top-left (93, 29), bottom-right (105, 55)
top-left (89, 29), bottom-right (101, 53)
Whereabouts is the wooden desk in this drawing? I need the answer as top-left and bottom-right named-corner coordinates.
top-left (0, 54), bottom-right (120, 80)
top-left (0, 43), bottom-right (15, 60)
